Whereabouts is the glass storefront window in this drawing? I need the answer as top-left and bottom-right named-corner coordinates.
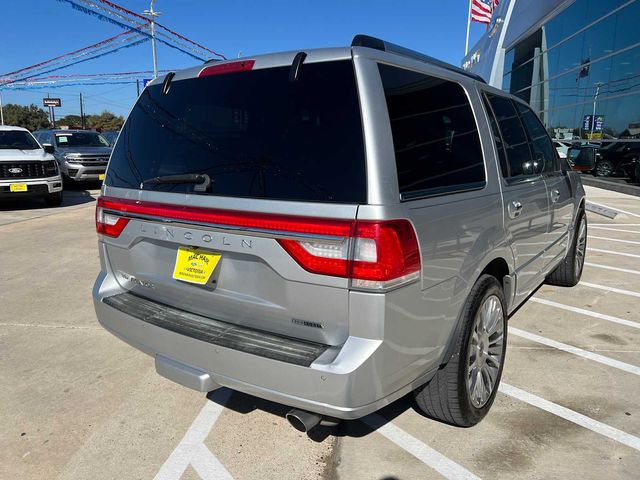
top-left (502, 0), bottom-right (640, 144)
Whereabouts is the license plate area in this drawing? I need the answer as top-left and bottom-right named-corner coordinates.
top-left (10, 184), bottom-right (28, 192)
top-left (172, 246), bottom-right (221, 285)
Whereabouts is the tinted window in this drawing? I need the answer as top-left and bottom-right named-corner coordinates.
top-left (0, 130), bottom-right (40, 150)
top-left (378, 64), bottom-right (485, 199)
top-left (107, 61), bottom-right (366, 203)
top-left (482, 95), bottom-right (509, 177)
top-left (54, 132), bottom-right (110, 148)
top-left (486, 94), bottom-right (535, 177)
top-left (515, 103), bottom-right (557, 173)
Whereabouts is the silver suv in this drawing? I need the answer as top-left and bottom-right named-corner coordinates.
top-left (93, 36), bottom-right (587, 430)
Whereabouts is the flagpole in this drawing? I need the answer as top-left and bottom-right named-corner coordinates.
top-left (465, 0), bottom-right (472, 55)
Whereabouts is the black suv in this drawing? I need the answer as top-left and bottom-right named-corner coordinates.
top-left (595, 141), bottom-right (640, 181)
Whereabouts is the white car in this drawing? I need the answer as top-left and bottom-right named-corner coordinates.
top-left (554, 140), bottom-right (570, 159)
top-left (0, 125), bottom-right (63, 206)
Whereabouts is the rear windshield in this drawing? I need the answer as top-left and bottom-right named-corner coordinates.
top-left (106, 60), bottom-right (367, 203)
top-left (0, 130), bottom-right (40, 150)
top-left (55, 132), bottom-right (110, 148)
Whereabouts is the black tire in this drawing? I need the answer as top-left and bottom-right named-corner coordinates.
top-left (44, 191), bottom-right (63, 207)
top-left (414, 274), bottom-right (507, 427)
top-left (595, 160), bottom-right (615, 177)
top-left (546, 209), bottom-right (587, 287)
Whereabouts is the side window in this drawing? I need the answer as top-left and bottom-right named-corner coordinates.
top-left (378, 64), bottom-right (485, 199)
top-left (515, 103), bottom-right (557, 173)
top-left (482, 95), bottom-right (509, 177)
top-left (486, 94), bottom-right (535, 177)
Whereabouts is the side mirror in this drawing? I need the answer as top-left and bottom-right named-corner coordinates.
top-left (568, 147), bottom-right (596, 172)
top-left (42, 144), bottom-right (55, 155)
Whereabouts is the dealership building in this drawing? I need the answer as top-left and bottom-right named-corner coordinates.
top-left (463, 0), bottom-right (640, 141)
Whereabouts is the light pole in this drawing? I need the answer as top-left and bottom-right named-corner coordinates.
top-left (590, 81), bottom-right (604, 141)
top-left (143, 0), bottom-right (161, 79)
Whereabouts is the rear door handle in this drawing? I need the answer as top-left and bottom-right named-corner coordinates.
top-left (550, 189), bottom-right (560, 203)
top-left (508, 201), bottom-right (523, 219)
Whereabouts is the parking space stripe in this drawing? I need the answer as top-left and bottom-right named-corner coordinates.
top-left (509, 327), bottom-right (640, 376)
top-left (587, 201), bottom-right (640, 219)
top-left (530, 297), bottom-right (640, 330)
top-left (154, 390), bottom-right (233, 480)
top-left (364, 416), bottom-right (481, 480)
top-left (584, 262), bottom-right (640, 276)
top-left (499, 383), bottom-right (640, 452)
top-left (580, 281), bottom-right (640, 298)
top-left (588, 247), bottom-right (640, 259)
top-left (589, 226), bottom-right (640, 235)
top-left (588, 235), bottom-right (640, 246)
top-left (589, 223), bottom-right (640, 227)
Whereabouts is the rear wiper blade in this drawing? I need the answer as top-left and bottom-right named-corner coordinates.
top-left (142, 173), bottom-right (211, 192)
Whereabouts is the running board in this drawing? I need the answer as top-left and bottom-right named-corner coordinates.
top-left (103, 292), bottom-right (329, 367)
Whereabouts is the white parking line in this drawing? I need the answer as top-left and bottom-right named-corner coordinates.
top-left (154, 390), bottom-right (233, 480)
top-left (587, 201), bottom-right (640, 219)
top-left (530, 297), bottom-right (640, 330)
top-left (589, 223), bottom-right (640, 227)
top-left (499, 383), bottom-right (640, 452)
top-left (365, 416), bottom-right (481, 480)
top-left (509, 327), bottom-right (640, 376)
top-left (580, 281), bottom-right (640, 298)
top-left (584, 262), bottom-right (640, 276)
top-left (588, 247), bottom-right (640, 259)
top-left (590, 226), bottom-right (640, 235)
top-left (588, 235), bottom-right (640, 246)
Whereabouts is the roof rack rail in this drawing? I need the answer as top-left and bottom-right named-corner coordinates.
top-left (351, 34), bottom-right (486, 84)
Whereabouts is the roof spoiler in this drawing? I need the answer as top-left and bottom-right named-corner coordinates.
top-left (351, 34), bottom-right (486, 84)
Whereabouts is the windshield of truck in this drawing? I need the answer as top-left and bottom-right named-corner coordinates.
top-left (105, 60), bottom-right (367, 203)
top-left (55, 132), bottom-right (110, 148)
top-left (0, 130), bottom-right (40, 150)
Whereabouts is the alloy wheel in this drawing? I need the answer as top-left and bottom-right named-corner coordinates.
top-left (466, 294), bottom-right (504, 409)
top-left (575, 217), bottom-right (587, 277)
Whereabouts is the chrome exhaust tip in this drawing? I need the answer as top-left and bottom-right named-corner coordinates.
top-left (286, 409), bottom-right (322, 433)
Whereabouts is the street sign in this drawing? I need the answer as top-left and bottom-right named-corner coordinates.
top-left (594, 115), bottom-right (605, 132)
top-left (582, 114), bottom-right (605, 132)
top-left (43, 98), bottom-right (61, 108)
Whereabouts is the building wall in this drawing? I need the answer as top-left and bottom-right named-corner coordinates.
top-left (465, 0), bottom-right (640, 141)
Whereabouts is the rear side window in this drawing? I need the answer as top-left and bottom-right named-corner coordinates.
top-left (378, 64), bottom-right (485, 200)
top-left (482, 96), bottom-right (509, 177)
top-left (106, 60), bottom-right (366, 204)
top-left (486, 94), bottom-right (534, 178)
top-left (515, 103), bottom-right (557, 173)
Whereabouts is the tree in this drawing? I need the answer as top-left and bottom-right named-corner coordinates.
top-left (58, 114), bottom-right (82, 127)
top-left (2, 104), bottom-right (50, 131)
top-left (87, 110), bottom-right (124, 131)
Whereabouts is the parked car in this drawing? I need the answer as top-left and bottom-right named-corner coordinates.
top-left (32, 129), bottom-right (112, 183)
top-left (92, 35), bottom-right (587, 430)
top-left (0, 125), bottom-right (63, 206)
top-left (594, 141), bottom-right (640, 180)
top-left (101, 130), bottom-right (120, 146)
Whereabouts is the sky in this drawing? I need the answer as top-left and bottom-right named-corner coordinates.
top-left (0, 0), bottom-right (488, 118)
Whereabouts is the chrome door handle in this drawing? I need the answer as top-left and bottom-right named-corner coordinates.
top-left (551, 189), bottom-right (560, 203)
top-left (508, 201), bottom-right (523, 219)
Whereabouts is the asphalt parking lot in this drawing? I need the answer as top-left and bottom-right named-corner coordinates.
top-left (1, 185), bottom-right (639, 480)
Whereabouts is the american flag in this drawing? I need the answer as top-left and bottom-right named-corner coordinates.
top-left (471, 0), bottom-right (499, 24)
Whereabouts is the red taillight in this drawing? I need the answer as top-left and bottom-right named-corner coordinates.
top-left (279, 219), bottom-right (421, 290)
top-left (95, 197), bottom-right (420, 290)
top-left (96, 197), bottom-right (130, 237)
top-left (199, 60), bottom-right (255, 77)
